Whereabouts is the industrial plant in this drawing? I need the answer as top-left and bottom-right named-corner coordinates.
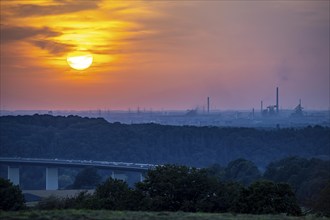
top-left (1, 87), bottom-right (329, 128)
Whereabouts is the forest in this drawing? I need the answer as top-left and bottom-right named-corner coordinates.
top-left (0, 114), bottom-right (329, 168)
top-left (0, 115), bottom-right (329, 216)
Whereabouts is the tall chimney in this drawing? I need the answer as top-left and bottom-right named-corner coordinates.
top-left (207, 97), bottom-right (210, 114)
top-left (276, 87), bottom-right (279, 114)
top-left (261, 100), bottom-right (263, 113)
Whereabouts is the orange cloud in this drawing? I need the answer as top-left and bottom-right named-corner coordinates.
top-left (0, 25), bottom-right (59, 43)
top-left (8, 0), bottom-right (101, 17)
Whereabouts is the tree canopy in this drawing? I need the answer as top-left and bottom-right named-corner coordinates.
top-left (72, 167), bottom-right (101, 189)
top-left (36, 164), bottom-right (302, 216)
top-left (0, 178), bottom-right (25, 211)
top-left (1, 115), bottom-right (329, 168)
top-left (263, 157), bottom-right (330, 207)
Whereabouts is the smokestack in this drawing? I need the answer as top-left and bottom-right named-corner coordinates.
top-left (276, 87), bottom-right (279, 114)
top-left (207, 97), bottom-right (210, 114)
top-left (261, 101), bottom-right (263, 113)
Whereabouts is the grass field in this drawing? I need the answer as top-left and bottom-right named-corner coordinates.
top-left (0, 210), bottom-right (329, 220)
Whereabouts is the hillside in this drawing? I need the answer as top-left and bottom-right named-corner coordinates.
top-left (0, 115), bottom-right (329, 168)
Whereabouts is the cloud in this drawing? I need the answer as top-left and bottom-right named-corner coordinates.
top-left (0, 25), bottom-right (60, 43)
top-left (0, 25), bottom-right (72, 55)
top-left (31, 40), bottom-right (73, 55)
top-left (9, 0), bottom-right (101, 17)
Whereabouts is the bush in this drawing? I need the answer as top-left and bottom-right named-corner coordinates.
top-left (95, 178), bottom-right (134, 210)
top-left (73, 167), bottom-right (101, 189)
top-left (37, 196), bottom-right (64, 210)
top-left (0, 178), bottom-right (25, 211)
top-left (238, 180), bottom-right (302, 216)
top-left (313, 181), bottom-right (330, 216)
top-left (37, 191), bottom-right (97, 210)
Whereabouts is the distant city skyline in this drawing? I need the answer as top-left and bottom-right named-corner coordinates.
top-left (1, 1), bottom-right (329, 111)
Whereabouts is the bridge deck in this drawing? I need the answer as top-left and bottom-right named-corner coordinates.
top-left (0, 157), bottom-right (155, 172)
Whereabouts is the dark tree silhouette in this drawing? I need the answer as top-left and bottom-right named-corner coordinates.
top-left (0, 178), bottom-right (25, 211)
top-left (237, 180), bottom-right (301, 215)
top-left (224, 158), bottom-right (261, 185)
top-left (95, 178), bottom-right (134, 210)
top-left (313, 181), bottom-right (330, 216)
top-left (73, 167), bottom-right (101, 189)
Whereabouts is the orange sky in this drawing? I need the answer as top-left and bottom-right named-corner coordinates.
top-left (1, 0), bottom-right (329, 110)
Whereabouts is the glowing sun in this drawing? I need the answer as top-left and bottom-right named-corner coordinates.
top-left (67, 51), bottom-right (93, 70)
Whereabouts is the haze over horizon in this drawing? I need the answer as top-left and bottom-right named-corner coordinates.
top-left (1, 0), bottom-right (329, 111)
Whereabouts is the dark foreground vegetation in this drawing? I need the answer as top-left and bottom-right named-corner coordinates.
top-left (3, 164), bottom-right (329, 216)
top-left (60, 166), bottom-right (302, 215)
top-left (69, 157), bottom-right (329, 213)
top-left (1, 210), bottom-right (328, 220)
top-left (0, 177), bottom-right (25, 211)
top-left (1, 164), bottom-right (329, 216)
top-left (207, 157), bottom-right (330, 209)
top-left (1, 114), bottom-right (329, 168)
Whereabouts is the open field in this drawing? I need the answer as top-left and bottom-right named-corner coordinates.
top-left (0, 210), bottom-right (329, 220)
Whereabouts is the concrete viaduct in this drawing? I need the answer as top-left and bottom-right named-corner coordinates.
top-left (0, 157), bottom-right (156, 190)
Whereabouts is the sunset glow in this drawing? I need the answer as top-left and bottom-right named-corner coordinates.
top-left (0, 0), bottom-right (329, 110)
top-left (67, 53), bottom-right (93, 71)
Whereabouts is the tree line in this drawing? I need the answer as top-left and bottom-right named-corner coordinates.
top-left (1, 161), bottom-right (329, 216)
top-left (1, 114), bottom-right (329, 168)
top-left (0, 165), bottom-right (302, 216)
top-left (207, 157), bottom-right (330, 210)
top-left (70, 157), bottom-right (329, 214)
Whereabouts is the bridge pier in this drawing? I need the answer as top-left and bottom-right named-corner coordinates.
top-left (140, 173), bottom-right (145, 182)
top-left (8, 166), bottom-right (20, 186)
top-left (46, 167), bottom-right (58, 190)
top-left (111, 171), bottom-right (128, 181)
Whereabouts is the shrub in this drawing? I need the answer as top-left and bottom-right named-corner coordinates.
top-left (239, 180), bottom-right (302, 216)
top-left (0, 178), bottom-right (25, 211)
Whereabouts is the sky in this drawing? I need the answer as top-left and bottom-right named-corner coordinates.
top-left (0, 0), bottom-right (329, 111)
